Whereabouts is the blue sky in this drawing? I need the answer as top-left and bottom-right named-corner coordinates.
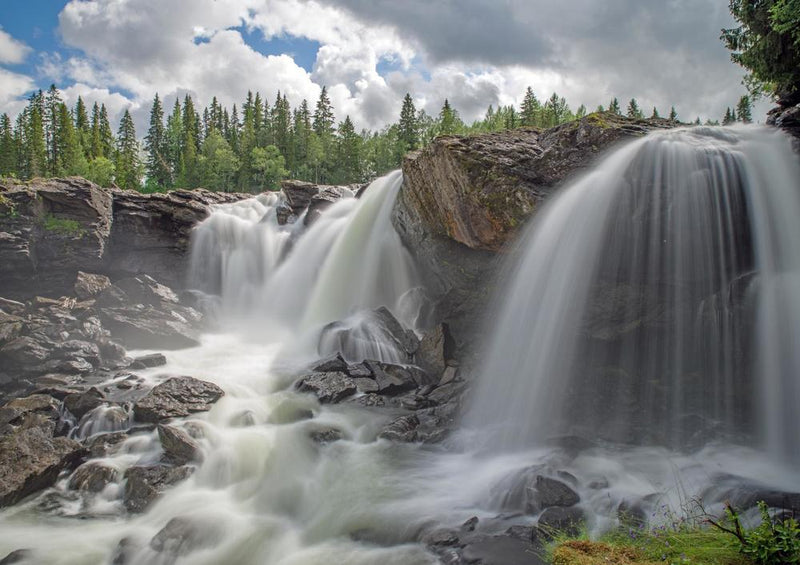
top-left (0, 0), bottom-right (765, 133)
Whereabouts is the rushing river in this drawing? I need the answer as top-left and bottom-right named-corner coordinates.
top-left (1, 129), bottom-right (799, 564)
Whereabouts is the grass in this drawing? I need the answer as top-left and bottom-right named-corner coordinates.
top-left (550, 508), bottom-right (753, 565)
top-left (42, 214), bottom-right (84, 236)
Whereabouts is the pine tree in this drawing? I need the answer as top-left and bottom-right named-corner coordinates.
top-left (180, 95), bottom-right (200, 187)
top-left (114, 109), bottom-right (142, 190)
top-left (609, 98), bottom-right (621, 115)
top-left (520, 87), bottom-right (541, 127)
top-left (98, 104), bottom-right (115, 158)
top-left (45, 84), bottom-right (63, 175)
top-left (575, 104), bottom-right (587, 119)
top-left (25, 91), bottom-right (47, 178)
top-left (292, 99), bottom-right (312, 177)
top-left (626, 98), bottom-right (643, 119)
top-left (723, 107), bottom-right (735, 125)
top-left (145, 93), bottom-right (171, 189)
top-left (736, 95), bottom-right (753, 123)
top-left (312, 86), bottom-right (335, 138)
top-left (165, 98), bottom-right (183, 183)
top-left (74, 96), bottom-right (90, 158)
top-left (669, 106), bottom-right (678, 121)
top-left (651, 107), bottom-right (660, 119)
top-left (336, 115), bottom-right (362, 183)
top-left (439, 99), bottom-right (460, 135)
top-left (0, 113), bottom-right (16, 176)
top-left (398, 93), bottom-right (419, 153)
top-left (55, 102), bottom-right (84, 175)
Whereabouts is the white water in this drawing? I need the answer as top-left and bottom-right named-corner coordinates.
top-left (466, 126), bottom-right (800, 468)
top-left (2, 133), bottom-right (800, 564)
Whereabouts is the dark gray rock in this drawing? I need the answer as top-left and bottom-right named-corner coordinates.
top-left (460, 533), bottom-right (546, 565)
top-left (281, 180), bottom-right (319, 214)
top-left (318, 307), bottom-right (419, 363)
top-left (98, 304), bottom-right (200, 350)
top-left (158, 424), bottom-right (202, 464)
top-left (130, 353), bottom-right (167, 370)
top-left (296, 372), bottom-right (356, 404)
top-left (0, 549), bottom-right (32, 564)
top-left (0, 427), bottom-right (86, 507)
top-left (309, 428), bottom-right (344, 444)
top-left (415, 323), bottom-right (455, 379)
top-left (73, 271), bottom-right (111, 300)
top-left (535, 506), bottom-right (585, 540)
top-left (527, 476), bottom-right (580, 513)
top-left (68, 461), bottom-right (120, 492)
top-left (114, 275), bottom-right (179, 306)
top-left (133, 376), bottom-right (224, 423)
top-left (367, 361), bottom-right (421, 395)
top-left (123, 464), bottom-right (193, 513)
top-left (304, 186), bottom-right (347, 226)
top-left (63, 387), bottom-right (105, 420)
top-left (311, 352), bottom-right (348, 373)
top-left (149, 516), bottom-right (220, 557)
top-left (378, 414), bottom-right (419, 442)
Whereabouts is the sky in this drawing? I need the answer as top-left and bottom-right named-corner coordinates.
top-left (0, 0), bottom-right (768, 134)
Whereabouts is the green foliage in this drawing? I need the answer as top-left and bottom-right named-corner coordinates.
top-left (42, 215), bottom-right (83, 236)
top-left (250, 145), bottom-right (286, 191)
top-left (723, 502), bottom-right (800, 565)
top-left (722, 0), bottom-right (800, 97)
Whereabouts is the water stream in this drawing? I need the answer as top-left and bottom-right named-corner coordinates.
top-left (0, 129), bottom-right (799, 563)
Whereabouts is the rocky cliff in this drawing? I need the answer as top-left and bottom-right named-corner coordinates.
top-left (0, 178), bottom-right (247, 299)
top-left (393, 112), bottom-right (676, 348)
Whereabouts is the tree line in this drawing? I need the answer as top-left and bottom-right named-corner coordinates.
top-left (0, 84), bottom-right (754, 193)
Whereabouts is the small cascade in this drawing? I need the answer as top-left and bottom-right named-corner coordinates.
top-left (465, 126), bottom-right (800, 467)
top-left (189, 170), bottom-right (423, 358)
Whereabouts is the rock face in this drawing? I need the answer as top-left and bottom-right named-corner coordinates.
top-left (134, 376), bottom-right (224, 423)
top-left (0, 177), bottom-right (247, 299)
top-left (394, 113), bottom-right (674, 347)
top-left (278, 179), bottom-right (353, 226)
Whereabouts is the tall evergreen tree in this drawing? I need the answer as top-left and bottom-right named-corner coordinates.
top-left (114, 109), bottom-right (142, 190)
top-left (45, 84), bottom-right (63, 175)
top-left (520, 86), bottom-right (542, 126)
top-left (736, 95), bottom-right (753, 123)
top-left (608, 98), bottom-right (621, 115)
top-left (669, 106), bottom-right (678, 121)
top-left (0, 114), bottom-right (16, 176)
top-left (145, 93), bottom-right (171, 189)
top-left (336, 115), bottom-right (362, 183)
top-left (627, 98), bottom-right (644, 119)
top-left (438, 99), bottom-right (460, 135)
top-left (397, 93), bottom-right (419, 153)
top-left (165, 98), bottom-right (183, 183)
top-left (312, 86), bottom-right (335, 138)
top-left (97, 104), bottom-right (115, 158)
top-left (74, 96), bottom-right (90, 158)
top-left (651, 106), bottom-right (661, 119)
top-left (55, 102), bottom-right (83, 175)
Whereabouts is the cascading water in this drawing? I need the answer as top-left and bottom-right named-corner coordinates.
top-left (466, 126), bottom-right (800, 468)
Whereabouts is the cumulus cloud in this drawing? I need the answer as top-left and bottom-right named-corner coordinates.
top-left (0, 27), bottom-right (31, 65)
top-left (0, 68), bottom-right (36, 116)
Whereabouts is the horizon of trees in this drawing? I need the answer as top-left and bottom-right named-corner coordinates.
top-left (0, 84), bottom-right (754, 193)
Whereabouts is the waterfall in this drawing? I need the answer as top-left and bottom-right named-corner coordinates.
top-left (189, 170), bottom-right (422, 354)
top-left (465, 126), bottom-right (800, 467)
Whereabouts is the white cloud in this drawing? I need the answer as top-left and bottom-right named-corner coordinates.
top-left (0, 27), bottom-right (31, 65)
top-left (0, 68), bottom-right (36, 116)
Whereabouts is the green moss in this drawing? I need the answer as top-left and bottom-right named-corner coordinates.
top-left (42, 214), bottom-right (84, 236)
top-left (0, 194), bottom-right (18, 218)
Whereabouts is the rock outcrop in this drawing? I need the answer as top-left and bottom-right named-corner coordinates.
top-left (394, 112), bottom-right (675, 347)
top-left (0, 177), bottom-right (247, 299)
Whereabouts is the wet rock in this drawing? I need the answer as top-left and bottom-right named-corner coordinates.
top-left (535, 506), bottom-right (585, 540)
top-left (304, 186), bottom-right (348, 226)
top-left (426, 381), bottom-right (468, 405)
top-left (367, 361), bottom-right (427, 395)
top-left (378, 414), bottom-right (419, 442)
top-left (415, 323), bottom-right (455, 379)
top-left (460, 533), bottom-right (545, 565)
top-left (353, 378), bottom-right (379, 394)
top-left (0, 549), bottom-right (32, 564)
top-left (309, 428), bottom-right (344, 444)
top-left (0, 427), bottom-right (86, 507)
top-left (63, 387), bottom-right (105, 420)
top-left (133, 376), bottom-right (224, 423)
top-left (318, 307), bottom-right (419, 363)
top-left (275, 201), bottom-right (296, 225)
top-left (68, 461), bottom-right (120, 492)
top-left (123, 464), bottom-right (193, 513)
top-left (296, 372), bottom-right (356, 404)
top-left (73, 271), bottom-right (111, 300)
top-left (129, 353), bottom-right (167, 370)
top-left (311, 352), bottom-right (348, 373)
top-left (85, 431), bottom-right (129, 458)
top-left (462, 516), bottom-right (479, 532)
top-left (420, 528), bottom-right (461, 547)
top-left (98, 304), bottom-right (200, 350)
top-left (158, 424), bottom-right (202, 464)
top-left (281, 179), bottom-right (319, 214)
top-left (149, 516), bottom-right (220, 557)
top-left (0, 336), bottom-right (50, 366)
top-left (346, 362), bottom-right (373, 378)
top-left (114, 275), bottom-right (179, 306)
top-left (526, 476), bottom-right (580, 513)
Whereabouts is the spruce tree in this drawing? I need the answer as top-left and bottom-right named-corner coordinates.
top-left (56, 102), bottom-right (83, 175)
top-left (165, 98), bottom-right (183, 182)
top-left (736, 95), bottom-right (753, 123)
top-left (0, 114), bottom-right (16, 176)
top-left (114, 109), bottom-right (142, 190)
top-left (145, 93), bottom-right (171, 189)
top-left (98, 104), bottom-right (115, 158)
top-left (651, 107), bottom-right (660, 119)
top-left (45, 85), bottom-right (63, 175)
top-left (398, 93), bottom-right (419, 153)
top-left (439, 99), bottom-right (460, 135)
top-left (74, 96), bottom-right (91, 158)
top-left (313, 86), bottom-right (335, 138)
top-left (609, 98), bottom-right (621, 115)
top-left (626, 98), bottom-right (644, 119)
top-left (521, 87), bottom-right (542, 127)
top-left (669, 106), bottom-right (678, 121)
top-left (336, 115), bottom-right (362, 183)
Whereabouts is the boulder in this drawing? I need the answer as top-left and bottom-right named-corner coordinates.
top-left (123, 464), bottom-right (193, 513)
top-left (311, 352), bottom-right (348, 373)
top-left (366, 361), bottom-right (424, 395)
top-left (158, 424), bottom-right (202, 464)
top-left (318, 307), bottom-right (419, 363)
top-left (63, 388), bottom-right (105, 419)
top-left (526, 476), bottom-right (580, 513)
top-left (280, 180), bottom-right (319, 215)
top-left (415, 323), bottom-right (455, 379)
top-left (129, 353), bottom-right (167, 370)
top-left (73, 271), bottom-right (111, 300)
top-left (68, 461), bottom-right (120, 492)
top-left (304, 186), bottom-right (348, 226)
top-left (535, 506), bottom-right (585, 540)
top-left (0, 427), bottom-right (85, 507)
top-left (149, 516), bottom-right (220, 557)
top-left (379, 414), bottom-right (419, 442)
top-left (296, 372), bottom-right (356, 404)
top-left (98, 304), bottom-right (200, 350)
top-left (394, 113), bottom-right (673, 347)
top-left (133, 376), bottom-right (224, 423)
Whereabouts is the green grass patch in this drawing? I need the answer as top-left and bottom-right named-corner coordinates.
top-left (42, 214), bottom-right (84, 236)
